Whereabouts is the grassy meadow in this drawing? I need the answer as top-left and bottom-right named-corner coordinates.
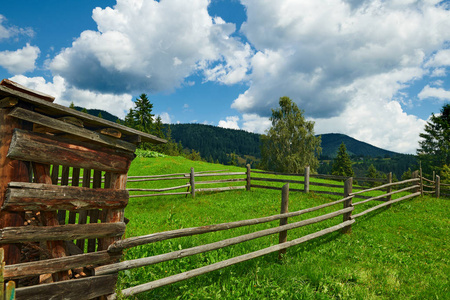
top-left (116, 155), bottom-right (449, 299)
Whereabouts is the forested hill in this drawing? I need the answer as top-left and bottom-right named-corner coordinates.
top-left (320, 133), bottom-right (398, 159)
top-left (167, 123), bottom-right (261, 163)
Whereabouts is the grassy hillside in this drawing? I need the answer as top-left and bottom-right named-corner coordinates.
top-left (117, 156), bottom-right (449, 299)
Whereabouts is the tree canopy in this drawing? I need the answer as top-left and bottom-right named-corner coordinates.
top-left (417, 103), bottom-right (450, 176)
top-left (261, 96), bottom-right (321, 173)
top-left (331, 143), bottom-right (354, 177)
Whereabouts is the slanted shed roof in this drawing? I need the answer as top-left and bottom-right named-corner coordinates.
top-left (0, 79), bottom-right (167, 151)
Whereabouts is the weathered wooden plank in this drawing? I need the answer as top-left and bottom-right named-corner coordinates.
top-left (193, 172), bottom-right (246, 177)
top-left (68, 168), bottom-right (81, 224)
top-left (96, 128), bottom-right (121, 138)
top-left (352, 185), bottom-right (418, 206)
top-left (352, 192), bottom-right (421, 219)
top-left (129, 192), bottom-right (190, 198)
top-left (127, 184), bottom-right (190, 192)
top-left (111, 220), bottom-right (355, 299)
top-left (10, 107), bottom-right (136, 152)
top-left (196, 178), bottom-right (245, 185)
top-left (3, 182), bottom-right (129, 211)
top-left (0, 222), bottom-right (126, 244)
top-left (7, 129), bottom-right (135, 173)
top-left (4, 250), bottom-right (121, 280)
top-left (15, 274), bottom-right (117, 300)
top-left (127, 176), bottom-right (186, 182)
top-left (0, 97), bottom-right (18, 108)
top-left (250, 177), bottom-right (304, 185)
top-left (76, 169), bottom-right (91, 251)
top-left (0, 83), bottom-right (166, 144)
top-left (196, 186), bottom-right (246, 192)
top-left (0, 248), bottom-right (4, 299)
top-left (108, 196), bottom-right (352, 252)
top-left (1, 79), bottom-right (55, 102)
top-left (350, 178), bottom-right (420, 196)
top-left (278, 184), bottom-right (289, 259)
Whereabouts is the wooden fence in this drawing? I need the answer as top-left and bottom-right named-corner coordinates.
top-left (87, 176), bottom-right (421, 299)
top-left (126, 165), bottom-right (392, 200)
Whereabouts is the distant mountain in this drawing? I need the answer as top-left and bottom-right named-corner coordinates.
top-left (319, 133), bottom-right (398, 159)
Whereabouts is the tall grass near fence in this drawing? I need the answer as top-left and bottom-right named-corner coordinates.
top-left (111, 156), bottom-right (449, 299)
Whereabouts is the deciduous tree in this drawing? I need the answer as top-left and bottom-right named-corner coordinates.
top-left (261, 96), bottom-right (321, 173)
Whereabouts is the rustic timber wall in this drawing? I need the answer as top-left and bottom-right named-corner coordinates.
top-left (0, 79), bottom-right (165, 299)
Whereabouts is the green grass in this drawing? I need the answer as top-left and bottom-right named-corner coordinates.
top-left (117, 156), bottom-right (449, 299)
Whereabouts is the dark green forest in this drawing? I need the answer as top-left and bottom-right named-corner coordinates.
top-left (75, 108), bottom-right (417, 179)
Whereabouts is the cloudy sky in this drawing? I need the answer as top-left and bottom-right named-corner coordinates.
top-left (1, 0), bottom-right (450, 154)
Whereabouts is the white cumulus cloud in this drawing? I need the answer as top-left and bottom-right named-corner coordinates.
top-left (0, 44), bottom-right (40, 74)
top-left (218, 116), bottom-right (240, 130)
top-left (418, 85), bottom-right (450, 101)
top-left (49, 0), bottom-right (252, 94)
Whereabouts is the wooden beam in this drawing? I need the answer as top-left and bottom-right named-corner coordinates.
top-left (4, 250), bottom-right (121, 280)
top-left (0, 222), bottom-right (126, 244)
top-left (1, 79), bottom-right (55, 102)
top-left (0, 97), bottom-right (18, 108)
top-left (7, 129), bottom-right (135, 173)
top-left (15, 274), bottom-right (117, 300)
top-left (3, 182), bottom-right (129, 211)
top-left (9, 107), bottom-right (136, 152)
top-left (96, 128), bottom-right (121, 138)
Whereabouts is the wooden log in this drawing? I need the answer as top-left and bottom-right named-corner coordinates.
top-left (0, 222), bottom-right (126, 244)
top-left (7, 129), bottom-right (135, 173)
top-left (250, 184), bottom-right (283, 191)
top-left (9, 107), bottom-right (136, 153)
top-left (0, 97), bottom-right (18, 108)
top-left (312, 190), bottom-right (344, 196)
top-left (4, 250), bottom-right (121, 280)
top-left (309, 182), bottom-right (344, 188)
top-left (246, 164), bottom-right (251, 191)
top-left (190, 168), bottom-right (195, 198)
top-left (195, 178), bottom-right (245, 185)
top-left (127, 184), bottom-right (190, 192)
top-left (342, 177), bottom-right (353, 234)
top-left (127, 176), bottom-right (186, 182)
top-left (1, 79), bottom-right (55, 102)
top-left (436, 175), bottom-right (440, 198)
top-left (250, 170), bottom-right (304, 177)
top-left (352, 185), bottom-right (418, 206)
top-left (0, 108), bottom-right (29, 266)
top-left (251, 177), bottom-right (304, 185)
top-left (386, 172), bottom-right (392, 206)
top-left (110, 220), bottom-right (355, 299)
top-left (96, 128), bottom-right (121, 138)
top-left (31, 162), bottom-right (70, 282)
top-left (15, 274), bottom-right (117, 300)
top-left (304, 166), bottom-right (310, 193)
top-left (193, 172), bottom-right (246, 177)
top-left (128, 173), bottom-right (187, 179)
top-left (350, 178), bottom-right (420, 196)
top-left (196, 186), bottom-right (246, 193)
top-left (96, 207), bottom-right (353, 276)
top-left (278, 184), bottom-right (289, 260)
top-left (351, 192), bottom-right (421, 219)
top-left (129, 192), bottom-right (190, 198)
top-left (107, 196), bottom-right (352, 252)
top-left (3, 182), bottom-right (129, 211)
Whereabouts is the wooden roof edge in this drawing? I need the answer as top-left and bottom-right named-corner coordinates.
top-left (0, 83), bottom-right (167, 145)
top-left (1, 79), bottom-right (55, 102)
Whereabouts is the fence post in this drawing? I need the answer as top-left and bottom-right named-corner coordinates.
top-left (386, 172), bottom-right (392, 207)
top-left (5, 280), bottom-right (15, 300)
top-left (1, 248), bottom-right (4, 300)
top-left (304, 166), bottom-right (310, 193)
top-left (246, 164), bottom-right (251, 191)
top-left (435, 175), bottom-right (440, 198)
top-left (419, 167), bottom-right (424, 197)
top-left (278, 183), bottom-right (289, 260)
top-left (190, 167), bottom-right (195, 198)
top-left (342, 177), bottom-right (353, 234)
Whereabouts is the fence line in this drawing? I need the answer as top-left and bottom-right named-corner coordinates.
top-left (101, 176), bottom-right (420, 298)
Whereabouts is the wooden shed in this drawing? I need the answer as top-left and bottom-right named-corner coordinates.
top-left (0, 79), bottom-right (166, 299)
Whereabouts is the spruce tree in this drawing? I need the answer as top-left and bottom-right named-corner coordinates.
top-left (331, 143), bottom-right (354, 177)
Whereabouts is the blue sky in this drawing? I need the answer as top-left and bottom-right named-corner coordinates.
top-left (1, 0), bottom-right (450, 154)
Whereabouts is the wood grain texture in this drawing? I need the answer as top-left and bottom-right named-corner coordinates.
top-left (7, 129), bottom-right (135, 173)
top-left (15, 274), bottom-right (117, 300)
top-left (3, 182), bottom-right (129, 211)
top-left (0, 222), bottom-right (126, 244)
